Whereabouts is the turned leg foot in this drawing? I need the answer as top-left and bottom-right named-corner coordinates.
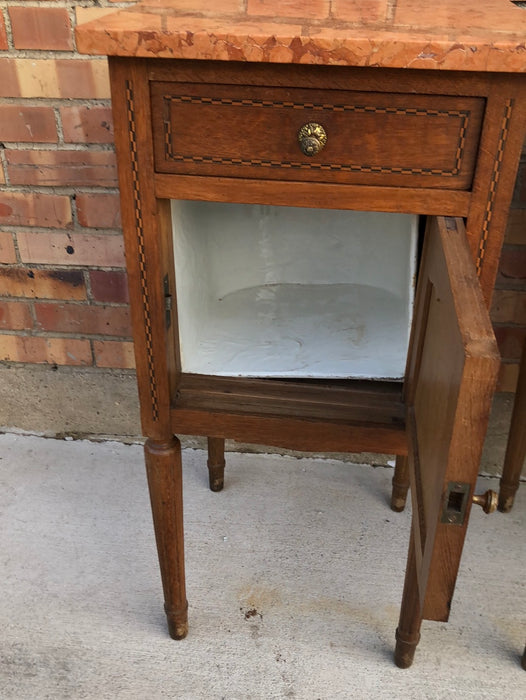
top-left (165, 601), bottom-right (189, 640)
top-left (395, 531), bottom-right (422, 668)
top-left (498, 483), bottom-right (519, 513)
top-left (394, 627), bottom-right (421, 669)
top-left (207, 437), bottom-right (225, 492)
top-left (391, 455), bottom-right (410, 512)
top-left (145, 436), bottom-right (188, 639)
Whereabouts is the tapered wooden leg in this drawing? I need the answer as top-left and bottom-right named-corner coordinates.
top-left (499, 342), bottom-right (526, 512)
top-left (522, 644), bottom-right (526, 671)
top-left (391, 455), bottom-right (410, 512)
top-left (395, 531), bottom-right (422, 668)
top-left (144, 436), bottom-right (188, 640)
top-left (207, 437), bottom-right (225, 492)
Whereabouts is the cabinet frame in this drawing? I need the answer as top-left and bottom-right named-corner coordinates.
top-left (108, 56), bottom-right (525, 665)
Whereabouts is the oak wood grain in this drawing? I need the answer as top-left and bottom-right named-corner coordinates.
top-left (151, 80), bottom-right (484, 190)
top-left (405, 217), bottom-right (499, 623)
top-left (154, 174), bottom-right (471, 216)
top-left (109, 58), bottom-right (173, 438)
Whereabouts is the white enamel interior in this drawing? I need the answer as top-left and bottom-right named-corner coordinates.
top-left (172, 201), bottom-right (418, 379)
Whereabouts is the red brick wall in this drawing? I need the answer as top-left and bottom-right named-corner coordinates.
top-left (0, 2), bottom-right (135, 369)
top-left (0, 2), bottom-right (525, 389)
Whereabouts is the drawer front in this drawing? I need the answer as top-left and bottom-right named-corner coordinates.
top-left (151, 82), bottom-right (485, 190)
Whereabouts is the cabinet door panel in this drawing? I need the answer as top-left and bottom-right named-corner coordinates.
top-left (407, 216), bottom-right (499, 621)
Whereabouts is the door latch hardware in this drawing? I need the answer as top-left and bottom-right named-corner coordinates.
top-left (441, 481), bottom-right (470, 525)
top-left (163, 274), bottom-right (172, 329)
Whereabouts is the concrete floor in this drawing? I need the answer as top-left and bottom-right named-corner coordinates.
top-left (0, 433), bottom-right (524, 699)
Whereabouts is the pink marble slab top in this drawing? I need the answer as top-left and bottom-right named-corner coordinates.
top-left (76, 0), bottom-right (526, 72)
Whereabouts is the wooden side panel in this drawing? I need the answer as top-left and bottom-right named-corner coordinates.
top-left (406, 216), bottom-right (499, 622)
top-left (466, 75), bottom-right (526, 305)
top-left (109, 57), bottom-right (176, 438)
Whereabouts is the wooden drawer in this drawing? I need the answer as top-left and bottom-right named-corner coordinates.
top-left (151, 81), bottom-right (485, 190)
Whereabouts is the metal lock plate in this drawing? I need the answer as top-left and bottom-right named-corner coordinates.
top-left (441, 481), bottom-right (470, 525)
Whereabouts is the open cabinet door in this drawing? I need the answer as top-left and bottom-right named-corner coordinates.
top-left (395, 216), bottom-right (499, 668)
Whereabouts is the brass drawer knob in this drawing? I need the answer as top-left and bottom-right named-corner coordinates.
top-left (472, 490), bottom-right (498, 514)
top-left (298, 122), bottom-right (327, 156)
